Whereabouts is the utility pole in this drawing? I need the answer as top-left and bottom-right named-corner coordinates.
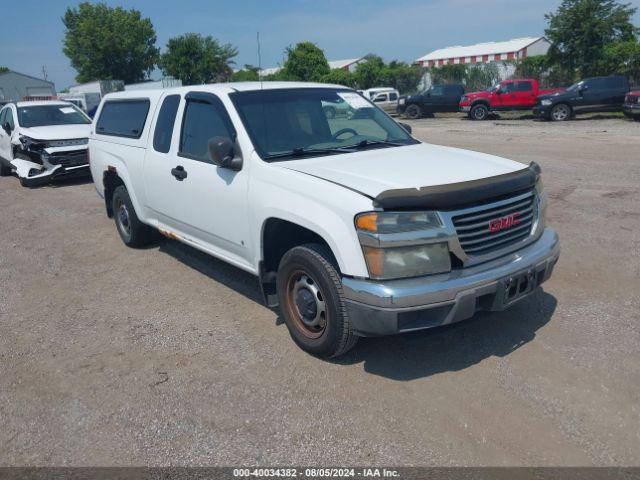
top-left (41, 66), bottom-right (48, 81)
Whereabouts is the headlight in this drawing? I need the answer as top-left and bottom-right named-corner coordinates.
top-left (355, 211), bottom-right (442, 234)
top-left (362, 243), bottom-right (451, 280)
top-left (461, 96), bottom-right (469, 102)
top-left (355, 211), bottom-right (451, 279)
top-left (541, 99), bottom-right (552, 106)
top-left (399, 98), bottom-right (406, 105)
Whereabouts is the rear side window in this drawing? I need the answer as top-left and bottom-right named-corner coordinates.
top-left (516, 81), bottom-right (533, 92)
top-left (96, 99), bottom-right (150, 138)
top-left (179, 96), bottom-right (234, 163)
top-left (153, 95), bottom-right (180, 153)
top-left (389, 92), bottom-right (398, 101)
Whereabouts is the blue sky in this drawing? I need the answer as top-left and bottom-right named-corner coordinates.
top-left (2, 0), bottom-right (639, 89)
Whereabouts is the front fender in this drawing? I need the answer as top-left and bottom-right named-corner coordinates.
top-left (251, 164), bottom-right (372, 277)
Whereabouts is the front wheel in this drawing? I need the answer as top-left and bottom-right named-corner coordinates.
top-left (404, 104), bottom-right (422, 119)
top-left (550, 103), bottom-right (571, 121)
top-left (469, 104), bottom-right (489, 120)
top-left (277, 244), bottom-right (358, 358)
top-left (111, 185), bottom-right (157, 247)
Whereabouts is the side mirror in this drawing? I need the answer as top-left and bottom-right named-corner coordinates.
top-left (2, 122), bottom-right (11, 135)
top-left (208, 136), bottom-right (242, 171)
top-left (398, 122), bottom-right (412, 134)
top-left (579, 85), bottom-right (588, 93)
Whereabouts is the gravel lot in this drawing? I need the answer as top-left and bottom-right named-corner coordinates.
top-left (1, 114), bottom-right (639, 466)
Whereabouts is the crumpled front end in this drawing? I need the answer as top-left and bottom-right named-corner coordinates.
top-left (11, 137), bottom-right (90, 186)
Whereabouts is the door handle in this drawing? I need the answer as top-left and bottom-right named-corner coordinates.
top-left (171, 165), bottom-right (187, 181)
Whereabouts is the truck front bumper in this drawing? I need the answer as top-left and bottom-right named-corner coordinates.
top-left (342, 228), bottom-right (560, 336)
top-left (623, 104), bottom-right (640, 117)
top-left (533, 105), bottom-right (551, 117)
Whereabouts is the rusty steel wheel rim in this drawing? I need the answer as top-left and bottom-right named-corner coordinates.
top-left (284, 269), bottom-right (327, 339)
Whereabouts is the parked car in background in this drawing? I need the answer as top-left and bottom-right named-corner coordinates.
top-left (88, 82), bottom-right (558, 358)
top-left (398, 84), bottom-right (465, 119)
top-left (460, 79), bottom-right (562, 121)
top-left (0, 101), bottom-right (91, 186)
top-left (534, 75), bottom-right (630, 121)
top-left (369, 89), bottom-right (400, 115)
top-left (360, 87), bottom-right (396, 100)
top-left (623, 90), bottom-right (640, 120)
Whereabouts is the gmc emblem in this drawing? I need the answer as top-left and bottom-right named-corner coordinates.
top-left (489, 212), bottom-right (521, 233)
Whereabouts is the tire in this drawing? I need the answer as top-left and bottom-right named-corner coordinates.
top-left (111, 185), bottom-right (157, 247)
top-left (469, 103), bottom-right (489, 121)
top-left (323, 106), bottom-right (336, 119)
top-left (0, 162), bottom-right (11, 176)
top-left (550, 103), bottom-right (571, 121)
top-left (404, 104), bottom-right (422, 119)
top-left (277, 243), bottom-right (358, 358)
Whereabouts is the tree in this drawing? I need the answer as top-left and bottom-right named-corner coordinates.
top-left (603, 39), bottom-right (640, 80)
top-left (545, 0), bottom-right (638, 78)
top-left (281, 42), bottom-right (330, 82)
top-left (321, 68), bottom-right (356, 87)
top-left (378, 61), bottom-right (423, 94)
top-left (231, 64), bottom-right (260, 82)
top-left (0, 67), bottom-right (8, 74)
top-left (430, 64), bottom-right (467, 84)
top-left (353, 55), bottom-right (385, 89)
top-left (159, 33), bottom-right (237, 85)
top-left (62, 2), bottom-right (159, 83)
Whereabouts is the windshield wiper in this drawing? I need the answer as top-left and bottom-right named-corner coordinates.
top-left (264, 146), bottom-right (355, 160)
top-left (345, 139), bottom-right (406, 150)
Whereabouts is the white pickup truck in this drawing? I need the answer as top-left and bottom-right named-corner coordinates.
top-left (88, 82), bottom-right (559, 357)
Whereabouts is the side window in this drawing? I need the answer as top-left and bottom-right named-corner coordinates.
top-left (96, 99), bottom-right (150, 138)
top-left (516, 81), bottom-right (533, 92)
top-left (373, 93), bottom-right (388, 102)
top-left (179, 95), bottom-right (235, 163)
top-left (0, 107), bottom-right (16, 130)
top-left (429, 86), bottom-right (444, 96)
top-left (389, 92), bottom-right (398, 101)
top-left (0, 108), bottom-right (6, 126)
top-left (501, 82), bottom-right (516, 93)
top-left (153, 95), bottom-right (180, 153)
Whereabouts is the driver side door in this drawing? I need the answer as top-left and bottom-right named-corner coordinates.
top-left (145, 91), bottom-right (252, 268)
top-left (0, 107), bottom-right (15, 163)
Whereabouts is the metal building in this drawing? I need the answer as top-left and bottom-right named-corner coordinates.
top-left (0, 70), bottom-right (56, 104)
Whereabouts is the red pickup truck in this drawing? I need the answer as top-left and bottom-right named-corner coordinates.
top-left (460, 79), bottom-right (563, 120)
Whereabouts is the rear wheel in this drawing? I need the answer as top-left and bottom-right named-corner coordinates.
top-left (277, 244), bottom-right (358, 358)
top-left (550, 103), bottom-right (571, 121)
top-left (111, 185), bottom-right (157, 247)
top-left (404, 104), bottom-right (422, 119)
top-left (470, 104), bottom-right (489, 120)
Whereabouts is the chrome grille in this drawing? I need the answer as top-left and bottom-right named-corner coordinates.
top-left (48, 150), bottom-right (88, 168)
top-left (452, 190), bottom-right (536, 257)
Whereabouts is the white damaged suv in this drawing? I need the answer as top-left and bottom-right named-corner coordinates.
top-left (0, 101), bottom-right (92, 187)
top-left (89, 82), bottom-right (559, 357)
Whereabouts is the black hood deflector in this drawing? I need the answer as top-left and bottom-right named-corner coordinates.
top-left (374, 162), bottom-right (540, 210)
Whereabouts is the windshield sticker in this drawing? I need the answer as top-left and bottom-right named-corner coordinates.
top-left (337, 92), bottom-right (372, 109)
top-left (59, 107), bottom-right (76, 114)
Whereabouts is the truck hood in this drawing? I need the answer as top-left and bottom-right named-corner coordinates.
top-left (278, 143), bottom-right (525, 199)
top-left (463, 90), bottom-right (491, 100)
top-left (19, 124), bottom-right (91, 141)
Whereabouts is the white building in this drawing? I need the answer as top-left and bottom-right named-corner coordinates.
top-left (415, 37), bottom-right (551, 68)
top-left (259, 57), bottom-right (367, 77)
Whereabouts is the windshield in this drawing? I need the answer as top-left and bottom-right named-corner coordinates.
top-left (17, 104), bottom-right (91, 128)
top-left (566, 81), bottom-right (583, 92)
top-left (230, 88), bottom-right (418, 161)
